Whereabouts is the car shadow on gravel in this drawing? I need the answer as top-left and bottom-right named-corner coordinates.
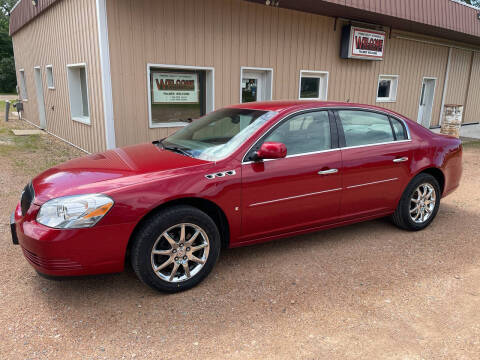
top-left (30, 203), bottom-right (479, 314)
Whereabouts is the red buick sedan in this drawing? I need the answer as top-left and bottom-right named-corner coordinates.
top-left (11, 101), bottom-right (462, 292)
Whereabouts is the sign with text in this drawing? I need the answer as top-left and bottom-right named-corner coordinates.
top-left (340, 25), bottom-right (385, 61)
top-left (152, 72), bottom-right (199, 104)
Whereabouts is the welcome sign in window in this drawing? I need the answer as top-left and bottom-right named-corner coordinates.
top-left (149, 69), bottom-right (205, 126)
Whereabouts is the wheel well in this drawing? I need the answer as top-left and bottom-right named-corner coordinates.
top-left (125, 198), bottom-right (230, 261)
top-left (419, 168), bottom-right (445, 194)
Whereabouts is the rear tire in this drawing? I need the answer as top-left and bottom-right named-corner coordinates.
top-left (392, 173), bottom-right (441, 231)
top-left (131, 205), bottom-right (221, 293)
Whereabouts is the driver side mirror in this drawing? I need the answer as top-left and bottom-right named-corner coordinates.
top-left (255, 141), bottom-right (287, 160)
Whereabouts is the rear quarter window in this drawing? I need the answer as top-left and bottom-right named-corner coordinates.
top-left (390, 117), bottom-right (408, 140)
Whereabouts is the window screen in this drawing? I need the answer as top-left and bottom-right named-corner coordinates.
top-left (338, 110), bottom-right (394, 147)
top-left (264, 111), bottom-right (331, 156)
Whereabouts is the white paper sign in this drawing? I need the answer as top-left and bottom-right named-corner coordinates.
top-left (152, 72), bottom-right (199, 104)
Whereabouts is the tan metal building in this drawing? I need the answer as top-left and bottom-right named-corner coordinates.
top-left (9, 0), bottom-right (480, 153)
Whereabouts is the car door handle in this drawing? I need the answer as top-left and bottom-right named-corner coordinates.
top-left (317, 169), bottom-right (339, 175)
top-left (393, 157), bottom-right (409, 163)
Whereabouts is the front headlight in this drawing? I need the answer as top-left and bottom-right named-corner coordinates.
top-left (36, 194), bottom-right (114, 229)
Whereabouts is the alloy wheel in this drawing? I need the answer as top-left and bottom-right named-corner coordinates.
top-left (150, 223), bottom-right (210, 283)
top-left (409, 183), bottom-right (436, 224)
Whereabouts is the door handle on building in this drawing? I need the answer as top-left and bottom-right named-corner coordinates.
top-left (393, 157), bottom-right (409, 163)
top-left (317, 169), bottom-right (339, 175)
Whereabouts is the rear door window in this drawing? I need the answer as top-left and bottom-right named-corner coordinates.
top-left (337, 110), bottom-right (394, 147)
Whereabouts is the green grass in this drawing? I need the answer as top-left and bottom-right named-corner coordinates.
top-left (0, 117), bottom-right (85, 177)
top-left (0, 129), bottom-right (41, 156)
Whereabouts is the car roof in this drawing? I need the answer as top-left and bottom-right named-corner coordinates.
top-left (227, 100), bottom-right (407, 119)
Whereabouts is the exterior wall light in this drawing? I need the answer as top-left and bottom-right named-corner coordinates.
top-left (265, 0), bottom-right (280, 6)
top-left (32, 0), bottom-right (38, 6)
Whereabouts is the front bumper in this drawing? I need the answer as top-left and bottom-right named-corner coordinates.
top-left (10, 211), bottom-right (18, 245)
top-left (12, 203), bottom-right (134, 276)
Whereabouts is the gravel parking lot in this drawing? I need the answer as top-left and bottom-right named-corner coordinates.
top-left (1, 117), bottom-right (480, 359)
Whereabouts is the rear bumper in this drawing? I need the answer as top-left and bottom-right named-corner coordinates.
top-left (12, 203), bottom-right (134, 276)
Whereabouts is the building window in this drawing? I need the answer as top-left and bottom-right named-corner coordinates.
top-left (240, 67), bottom-right (273, 103)
top-left (298, 70), bottom-right (328, 100)
top-left (67, 63), bottom-right (90, 124)
top-left (46, 65), bottom-right (55, 89)
top-left (19, 69), bottom-right (28, 100)
top-left (376, 75), bottom-right (398, 102)
top-left (147, 64), bottom-right (214, 128)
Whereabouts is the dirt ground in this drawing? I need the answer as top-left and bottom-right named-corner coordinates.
top-left (1, 116), bottom-right (479, 360)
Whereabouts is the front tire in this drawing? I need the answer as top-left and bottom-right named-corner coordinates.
top-left (131, 205), bottom-right (221, 293)
top-left (392, 173), bottom-right (441, 231)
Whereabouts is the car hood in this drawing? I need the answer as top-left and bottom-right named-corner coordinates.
top-left (31, 143), bottom-right (212, 204)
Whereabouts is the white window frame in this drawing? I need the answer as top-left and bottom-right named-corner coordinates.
top-left (376, 74), bottom-right (399, 103)
top-left (19, 69), bottom-right (28, 101)
top-left (298, 70), bottom-right (329, 100)
top-left (147, 64), bottom-right (215, 128)
top-left (66, 63), bottom-right (91, 125)
top-left (45, 65), bottom-right (55, 90)
top-left (240, 66), bottom-right (274, 103)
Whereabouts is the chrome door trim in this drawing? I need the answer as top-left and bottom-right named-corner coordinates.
top-left (346, 177), bottom-right (399, 189)
top-left (241, 106), bottom-right (411, 165)
top-left (249, 188), bottom-right (342, 207)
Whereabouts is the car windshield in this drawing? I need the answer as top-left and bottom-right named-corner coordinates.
top-left (161, 108), bottom-right (276, 161)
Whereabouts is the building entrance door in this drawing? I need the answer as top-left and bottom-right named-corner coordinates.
top-left (417, 78), bottom-right (436, 128)
top-left (34, 67), bottom-right (47, 129)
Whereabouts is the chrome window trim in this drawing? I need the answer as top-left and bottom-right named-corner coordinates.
top-left (338, 139), bottom-right (411, 151)
top-left (241, 106), bottom-right (412, 165)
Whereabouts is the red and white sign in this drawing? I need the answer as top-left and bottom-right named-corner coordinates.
top-left (346, 26), bottom-right (386, 60)
top-left (152, 72), bottom-right (199, 104)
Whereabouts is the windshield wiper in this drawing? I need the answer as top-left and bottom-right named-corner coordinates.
top-left (156, 139), bottom-right (193, 157)
top-left (164, 146), bottom-right (192, 157)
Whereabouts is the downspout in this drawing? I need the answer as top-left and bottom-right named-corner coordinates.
top-left (96, 0), bottom-right (116, 150)
top-left (438, 47), bottom-right (452, 127)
